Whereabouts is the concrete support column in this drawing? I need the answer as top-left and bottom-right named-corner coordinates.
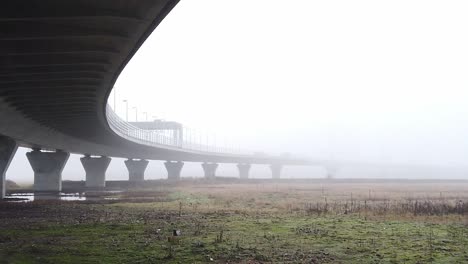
top-left (0, 136), bottom-right (18, 198)
top-left (124, 159), bottom-right (149, 182)
top-left (270, 164), bottom-right (283, 179)
top-left (26, 149), bottom-right (70, 192)
top-left (201, 162), bottom-right (218, 179)
top-left (81, 156), bottom-right (111, 188)
top-left (164, 161), bottom-right (184, 181)
top-left (237, 163), bottom-right (251, 179)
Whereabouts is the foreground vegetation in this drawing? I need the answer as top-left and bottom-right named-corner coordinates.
top-left (1, 180), bottom-right (468, 263)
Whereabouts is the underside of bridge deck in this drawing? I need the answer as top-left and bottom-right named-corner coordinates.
top-left (0, 1), bottom-right (311, 166)
top-left (1, 0), bottom-right (178, 154)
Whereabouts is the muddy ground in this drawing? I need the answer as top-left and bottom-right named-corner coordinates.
top-left (1, 180), bottom-right (468, 263)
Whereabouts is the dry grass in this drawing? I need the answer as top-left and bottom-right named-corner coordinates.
top-left (1, 179), bottom-right (468, 263)
top-left (169, 179), bottom-right (468, 224)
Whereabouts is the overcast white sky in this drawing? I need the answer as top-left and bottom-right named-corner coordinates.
top-left (8, 0), bottom-right (468, 182)
top-left (115, 0), bottom-right (468, 165)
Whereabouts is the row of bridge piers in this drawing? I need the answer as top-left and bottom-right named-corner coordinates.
top-left (0, 136), bottom-right (287, 198)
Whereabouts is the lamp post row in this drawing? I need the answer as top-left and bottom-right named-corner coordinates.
top-left (121, 100), bottom-right (148, 122)
top-left (115, 92), bottom-right (240, 154)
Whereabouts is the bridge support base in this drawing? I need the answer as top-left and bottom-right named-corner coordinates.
top-left (81, 156), bottom-right (111, 188)
top-left (26, 150), bottom-right (70, 192)
top-left (0, 136), bottom-right (18, 198)
top-left (164, 161), bottom-right (184, 181)
top-left (202, 163), bottom-right (218, 179)
top-left (270, 164), bottom-right (283, 179)
top-left (125, 159), bottom-right (149, 182)
top-left (237, 164), bottom-right (251, 179)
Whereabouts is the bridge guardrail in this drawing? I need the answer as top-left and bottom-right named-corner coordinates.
top-left (106, 105), bottom-right (253, 155)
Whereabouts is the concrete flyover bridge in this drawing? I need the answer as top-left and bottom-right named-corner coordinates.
top-left (0, 0), bottom-right (311, 198)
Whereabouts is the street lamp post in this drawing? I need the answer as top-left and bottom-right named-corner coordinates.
top-left (132, 106), bottom-right (138, 122)
top-left (123, 100), bottom-right (128, 121)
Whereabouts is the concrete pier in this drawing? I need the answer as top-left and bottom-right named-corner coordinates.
top-left (237, 163), bottom-right (251, 179)
top-left (270, 164), bottom-right (282, 179)
top-left (0, 136), bottom-right (18, 198)
top-left (164, 161), bottom-right (184, 181)
top-left (124, 159), bottom-right (149, 182)
top-left (81, 156), bottom-right (111, 188)
top-left (26, 149), bottom-right (70, 192)
top-left (202, 162), bottom-right (218, 179)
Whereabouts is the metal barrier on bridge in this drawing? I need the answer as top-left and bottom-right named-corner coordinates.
top-left (106, 105), bottom-right (254, 155)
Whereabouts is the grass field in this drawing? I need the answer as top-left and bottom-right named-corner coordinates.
top-left (1, 180), bottom-right (468, 263)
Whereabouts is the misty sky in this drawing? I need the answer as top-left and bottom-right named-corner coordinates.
top-left (7, 0), bottom-right (468, 182)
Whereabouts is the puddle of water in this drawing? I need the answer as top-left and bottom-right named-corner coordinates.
top-left (7, 193), bottom-right (35, 201)
top-left (5, 192), bottom-right (109, 202)
top-left (104, 197), bottom-right (120, 200)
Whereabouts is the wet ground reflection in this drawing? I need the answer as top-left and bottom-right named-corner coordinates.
top-left (4, 192), bottom-right (122, 202)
